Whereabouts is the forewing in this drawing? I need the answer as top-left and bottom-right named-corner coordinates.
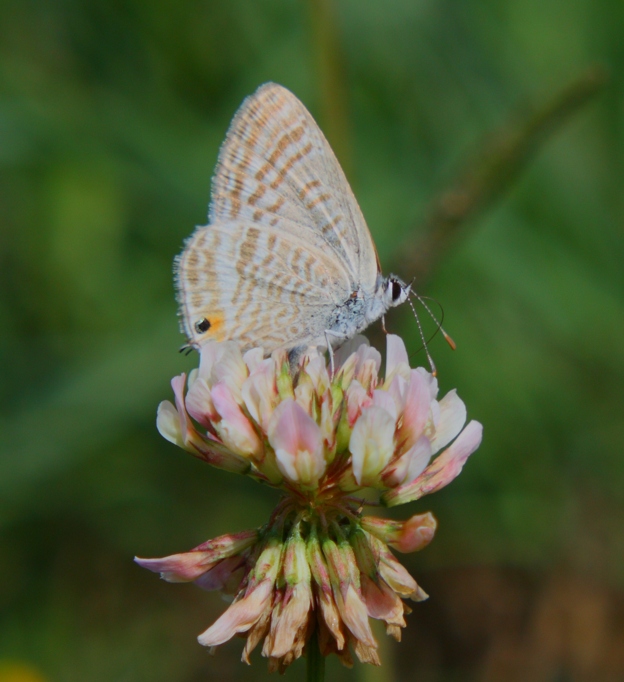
top-left (176, 220), bottom-right (352, 352)
top-left (209, 83), bottom-right (379, 291)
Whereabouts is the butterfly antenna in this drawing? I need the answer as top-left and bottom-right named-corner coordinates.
top-left (409, 290), bottom-right (457, 351)
top-left (407, 296), bottom-right (438, 376)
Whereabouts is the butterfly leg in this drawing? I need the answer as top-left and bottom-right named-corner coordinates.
top-left (324, 329), bottom-right (347, 378)
top-left (381, 315), bottom-right (388, 334)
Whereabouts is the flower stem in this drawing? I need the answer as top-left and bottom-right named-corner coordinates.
top-left (307, 626), bottom-right (325, 682)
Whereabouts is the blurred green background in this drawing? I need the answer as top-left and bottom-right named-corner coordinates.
top-left (1, 1), bottom-right (623, 681)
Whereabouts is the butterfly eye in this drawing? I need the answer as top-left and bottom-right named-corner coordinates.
top-left (195, 318), bottom-right (211, 334)
top-left (391, 280), bottom-right (403, 302)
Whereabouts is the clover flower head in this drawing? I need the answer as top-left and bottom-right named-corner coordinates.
top-left (136, 334), bottom-right (482, 671)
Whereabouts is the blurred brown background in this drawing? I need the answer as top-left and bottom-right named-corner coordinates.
top-left (1, 1), bottom-right (623, 681)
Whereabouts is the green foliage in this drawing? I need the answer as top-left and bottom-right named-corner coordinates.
top-left (1, 0), bottom-right (623, 680)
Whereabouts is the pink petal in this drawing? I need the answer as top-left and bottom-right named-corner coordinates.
top-left (357, 359), bottom-right (380, 391)
top-left (303, 356), bottom-right (330, 394)
top-left (386, 373), bottom-right (408, 413)
top-left (134, 552), bottom-right (217, 582)
top-left (269, 581), bottom-right (313, 657)
top-left (307, 531), bottom-right (344, 649)
top-left (211, 381), bottom-right (262, 458)
top-left (341, 583), bottom-right (378, 647)
top-left (406, 436), bottom-right (434, 482)
top-left (383, 420), bottom-right (483, 506)
top-left (377, 554), bottom-right (419, 599)
top-left (355, 343), bottom-right (382, 377)
top-left (194, 555), bottom-right (246, 591)
top-left (191, 528), bottom-right (259, 553)
top-left (391, 513), bottom-right (437, 553)
top-left (294, 374), bottom-right (315, 415)
top-left (197, 579), bottom-right (274, 646)
top-left (241, 358), bottom-right (278, 431)
top-left (334, 351), bottom-right (358, 390)
top-left (345, 380), bottom-right (372, 427)
top-left (382, 435), bottom-right (432, 487)
top-left (268, 399), bottom-right (326, 487)
top-left (416, 366), bottom-right (439, 401)
top-left (360, 574), bottom-right (405, 625)
top-left (158, 377), bottom-right (251, 473)
top-left (185, 376), bottom-right (218, 427)
top-left (135, 529), bottom-right (257, 582)
top-left (322, 539), bottom-right (377, 648)
top-left (396, 369), bottom-right (431, 453)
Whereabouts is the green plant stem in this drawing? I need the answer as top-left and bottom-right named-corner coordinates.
top-left (307, 0), bottom-right (351, 178)
top-left (397, 64), bottom-right (608, 285)
top-left (307, 626), bottom-right (325, 682)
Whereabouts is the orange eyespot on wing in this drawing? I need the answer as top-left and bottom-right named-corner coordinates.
top-left (193, 312), bottom-right (227, 343)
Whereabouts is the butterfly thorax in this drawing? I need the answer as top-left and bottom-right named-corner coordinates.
top-left (322, 274), bottom-right (410, 350)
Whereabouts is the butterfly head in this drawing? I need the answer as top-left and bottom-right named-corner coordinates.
top-left (384, 275), bottom-right (411, 309)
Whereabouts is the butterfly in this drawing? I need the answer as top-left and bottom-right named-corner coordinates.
top-left (175, 82), bottom-right (410, 361)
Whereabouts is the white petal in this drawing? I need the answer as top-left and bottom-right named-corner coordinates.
top-left (156, 401), bottom-right (184, 447)
top-left (196, 341), bottom-right (222, 381)
top-left (355, 344), bottom-right (382, 376)
top-left (406, 436), bottom-right (433, 482)
top-left (349, 406), bottom-right (396, 486)
top-left (387, 373), bottom-right (408, 413)
top-left (241, 358), bottom-right (277, 431)
top-left (372, 389), bottom-right (398, 420)
top-left (210, 342), bottom-right (248, 396)
top-left (243, 347), bottom-right (265, 373)
top-left (385, 334), bottom-right (409, 379)
top-left (430, 389), bottom-right (467, 454)
top-left (334, 335), bottom-right (370, 369)
top-left (416, 366), bottom-right (438, 400)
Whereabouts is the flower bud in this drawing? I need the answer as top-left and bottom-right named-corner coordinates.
top-left (361, 513), bottom-right (437, 553)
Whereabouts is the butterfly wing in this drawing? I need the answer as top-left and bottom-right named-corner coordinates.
top-left (176, 219), bottom-right (353, 352)
top-left (208, 82), bottom-right (380, 291)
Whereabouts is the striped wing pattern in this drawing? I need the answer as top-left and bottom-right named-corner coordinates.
top-left (176, 220), bottom-right (351, 351)
top-left (177, 83), bottom-right (380, 352)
